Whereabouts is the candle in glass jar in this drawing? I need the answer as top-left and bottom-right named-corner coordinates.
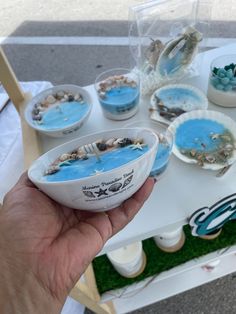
top-left (107, 242), bottom-right (146, 278)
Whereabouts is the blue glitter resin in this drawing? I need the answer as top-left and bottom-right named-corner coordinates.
top-left (100, 86), bottom-right (139, 114)
top-left (35, 101), bottom-right (90, 130)
top-left (176, 119), bottom-right (227, 152)
top-left (45, 145), bottom-right (149, 182)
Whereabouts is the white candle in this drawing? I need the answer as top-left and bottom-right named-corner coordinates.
top-left (107, 242), bottom-right (145, 278)
top-left (154, 226), bottom-right (185, 252)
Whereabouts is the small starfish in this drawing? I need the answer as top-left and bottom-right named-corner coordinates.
top-left (130, 143), bottom-right (147, 151)
top-left (91, 168), bottom-right (104, 176)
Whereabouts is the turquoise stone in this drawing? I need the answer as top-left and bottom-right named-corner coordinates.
top-left (221, 77), bottom-right (230, 85)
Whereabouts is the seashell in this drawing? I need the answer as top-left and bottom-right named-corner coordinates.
top-left (56, 91), bottom-right (65, 99)
top-left (157, 26), bottom-right (202, 78)
top-left (46, 95), bottom-right (57, 104)
top-left (74, 94), bottom-right (80, 101)
top-left (144, 39), bottom-right (164, 71)
top-left (106, 138), bottom-right (116, 147)
top-left (224, 144), bottom-right (234, 151)
top-left (205, 155), bottom-right (216, 163)
top-left (108, 182), bottom-right (122, 192)
top-left (113, 138), bottom-right (123, 147)
top-left (59, 153), bottom-right (71, 162)
top-left (190, 149), bottom-right (196, 157)
top-left (45, 165), bottom-right (60, 175)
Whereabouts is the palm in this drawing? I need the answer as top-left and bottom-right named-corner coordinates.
top-left (1, 173), bottom-right (154, 302)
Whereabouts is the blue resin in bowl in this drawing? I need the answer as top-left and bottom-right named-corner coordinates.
top-left (25, 85), bottom-right (92, 137)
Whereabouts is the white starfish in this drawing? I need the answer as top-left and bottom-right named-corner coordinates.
top-left (130, 143), bottom-right (147, 151)
top-left (91, 168), bottom-right (104, 176)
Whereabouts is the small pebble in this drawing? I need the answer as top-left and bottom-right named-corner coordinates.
top-left (216, 84), bottom-right (224, 91)
top-left (33, 114), bottom-right (42, 121)
top-left (32, 108), bottom-right (40, 115)
top-left (97, 142), bottom-right (107, 151)
top-left (119, 138), bottom-right (133, 147)
top-left (68, 94), bottom-right (74, 102)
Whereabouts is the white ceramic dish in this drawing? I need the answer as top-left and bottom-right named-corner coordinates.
top-left (24, 84), bottom-right (93, 137)
top-left (150, 84), bottom-right (208, 125)
top-left (28, 128), bottom-right (158, 211)
top-left (168, 110), bottom-right (236, 170)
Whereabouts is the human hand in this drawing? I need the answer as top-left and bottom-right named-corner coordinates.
top-left (0, 173), bottom-right (154, 314)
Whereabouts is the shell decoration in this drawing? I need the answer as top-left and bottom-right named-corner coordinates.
top-left (156, 26), bottom-right (202, 78)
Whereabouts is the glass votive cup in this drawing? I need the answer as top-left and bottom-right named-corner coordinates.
top-left (95, 68), bottom-right (140, 120)
top-left (125, 120), bottom-right (173, 179)
top-left (207, 54), bottom-right (236, 107)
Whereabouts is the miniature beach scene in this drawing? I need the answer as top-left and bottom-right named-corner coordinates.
top-left (169, 110), bottom-right (236, 170)
top-left (45, 137), bottom-right (149, 182)
top-left (28, 128), bottom-right (158, 211)
top-left (95, 69), bottom-right (140, 120)
top-left (24, 85), bottom-right (93, 137)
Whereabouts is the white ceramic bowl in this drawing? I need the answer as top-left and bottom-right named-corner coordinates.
top-left (168, 110), bottom-right (236, 170)
top-left (28, 128), bottom-right (158, 211)
top-left (24, 84), bottom-right (93, 137)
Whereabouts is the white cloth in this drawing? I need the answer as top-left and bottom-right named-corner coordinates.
top-left (0, 81), bottom-right (53, 202)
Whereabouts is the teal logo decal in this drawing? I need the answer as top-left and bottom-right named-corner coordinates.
top-left (189, 194), bottom-right (236, 236)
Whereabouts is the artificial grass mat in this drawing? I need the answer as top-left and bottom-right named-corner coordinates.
top-left (93, 222), bottom-right (236, 294)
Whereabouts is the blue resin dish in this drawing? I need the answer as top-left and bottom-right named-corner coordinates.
top-left (150, 84), bottom-right (208, 125)
top-left (25, 85), bottom-right (92, 137)
top-left (168, 110), bottom-right (236, 170)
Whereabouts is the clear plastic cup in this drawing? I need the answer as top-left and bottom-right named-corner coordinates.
top-left (95, 68), bottom-right (140, 120)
